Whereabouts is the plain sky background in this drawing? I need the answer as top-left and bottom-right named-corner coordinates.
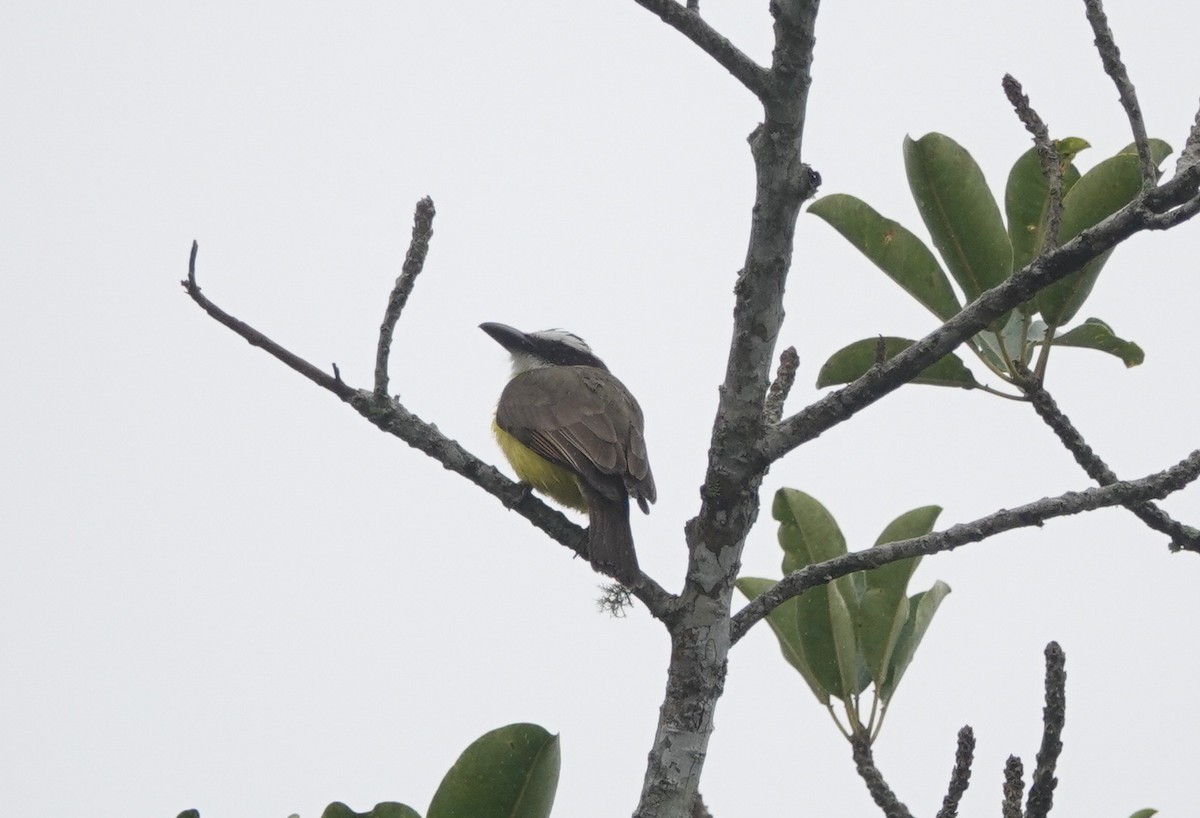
top-left (3, 1), bottom-right (1199, 816)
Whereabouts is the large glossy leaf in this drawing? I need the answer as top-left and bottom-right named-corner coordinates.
top-left (323, 804), bottom-right (422, 818)
top-left (1127, 809), bottom-right (1158, 818)
top-left (817, 337), bottom-right (978, 389)
top-left (427, 724), bottom-right (560, 818)
top-left (827, 580), bottom-right (863, 702)
top-left (857, 507), bottom-right (942, 686)
top-left (773, 490), bottom-right (869, 701)
top-left (809, 194), bottom-right (962, 321)
top-left (736, 577), bottom-right (830, 704)
top-left (1050, 317), bottom-right (1144, 367)
top-left (776, 489), bottom-right (848, 570)
top-left (904, 133), bottom-right (1013, 305)
top-left (1037, 139), bottom-right (1172, 325)
top-left (880, 580), bottom-right (951, 703)
top-left (1005, 137), bottom-right (1088, 272)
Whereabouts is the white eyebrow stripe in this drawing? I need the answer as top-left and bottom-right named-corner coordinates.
top-left (529, 329), bottom-right (594, 355)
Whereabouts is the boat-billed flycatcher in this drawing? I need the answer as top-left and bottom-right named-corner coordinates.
top-left (481, 322), bottom-right (655, 585)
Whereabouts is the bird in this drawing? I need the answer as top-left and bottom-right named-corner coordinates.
top-left (480, 322), bottom-right (655, 585)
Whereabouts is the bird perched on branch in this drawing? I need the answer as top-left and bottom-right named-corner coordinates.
top-left (481, 322), bottom-right (655, 586)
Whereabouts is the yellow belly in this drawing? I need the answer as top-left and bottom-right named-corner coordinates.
top-left (492, 419), bottom-right (588, 511)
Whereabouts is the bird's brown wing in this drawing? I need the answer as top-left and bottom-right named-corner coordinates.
top-left (496, 366), bottom-right (655, 508)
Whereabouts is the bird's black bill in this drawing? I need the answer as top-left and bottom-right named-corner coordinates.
top-left (480, 322), bottom-right (533, 354)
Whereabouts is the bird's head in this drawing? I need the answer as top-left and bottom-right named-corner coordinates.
top-left (480, 322), bottom-right (608, 374)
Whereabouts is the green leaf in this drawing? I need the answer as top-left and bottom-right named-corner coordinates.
top-left (828, 580), bottom-right (863, 702)
top-left (874, 506), bottom-right (943, 549)
top-left (427, 724), bottom-right (560, 818)
top-left (881, 580), bottom-right (951, 703)
top-left (816, 337), bottom-right (978, 389)
top-left (1050, 317), bottom-right (1144, 367)
top-left (904, 133), bottom-right (1013, 306)
top-left (322, 804), bottom-right (422, 818)
top-left (857, 591), bottom-right (909, 690)
top-left (969, 331), bottom-right (1008, 371)
top-left (1037, 139), bottom-right (1173, 325)
top-left (1005, 137), bottom-right (1088, 272)
top-left (809, 193), bottom-right (962, 321)
top-left (1127, 809), bottom-right (1158, 818)
top-left (775, 489), bottom-right (848, 570)
top-left (773, 490), bottom-right (869, 701)
top-left (736, 577), bottom-right (830, 704)
top-left (857, 507), bottom-right (942, 686)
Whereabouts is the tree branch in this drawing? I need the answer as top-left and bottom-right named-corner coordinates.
top-left (1145, 190), bottom-right (1200, 229)
top-left (1002, 756), bottom-right (1025, 818)
top-left (182, 239), bottom-right (678, 621)
top-left (761, 164), bottom-right (1200, 465)
top-left (1175, 97), bottom-right (1200, 177)
top-left (729, 450), bottom-right (1200, 642)
top-left (375, 197), bottom-right (435, 397)
top-left (1082, 0), bottom-right (1156, 188)
top-left (935, 726), bottom-right (975, 818)
top-left (850, 735), bottom-right (914, 818)
top-left (1003, 74), bottom-right (1064, 250)
top-left (629, 0), bottom-right (770, 97)
top-left (763, 345), bottom-right (799, 425)
top-left (634, 4), bottom-right (822, 815)
top-left (1018, 371), bottom-right (1200, 552)
top-left (182, 242), bottom-right (356, 402)
top-left (1025, 642), bottom-right (1066, 818)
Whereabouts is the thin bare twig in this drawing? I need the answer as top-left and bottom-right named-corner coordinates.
top-left (375, 197), bottom-right (435, 397)
top-left (1017, 370), bottom-right (1200, 552)
top-left (729, 449), bottom-right (1200, 642)
top-left (1002, 756), bottom-right (1025, 818)
top-left (935, 726), bottom-right (976, 818)
top-left (1003, 74), bottom-right (1065, 250)
top-left (763, 346), bottom-right (799, 424)
top-left (630, 0), bottom-right (769, 97)
top-left (851, 736), bottom-right (914, 818)
top-left (1025, 642), bottom-right (1067, 818)
top-left (1082, 0), bottom-right (1156, 188)
top-left (182, 242), bottom-right (355, 401)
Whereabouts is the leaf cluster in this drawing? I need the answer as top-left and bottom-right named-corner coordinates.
top-left (737, 489), bottom-right (950, 742)
top-left (811, 134), bottom-right (1169, 391)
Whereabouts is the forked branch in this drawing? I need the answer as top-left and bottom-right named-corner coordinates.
top-left (629, 0), bottom-right (770, 97)
top-left (1017, 370), bottom-right (1200, 552)
top-left (761, 163), bottom-right (1200, 466)
top-left (182, 206), bottom-right (677, 620)
top-left (729, 449), bottom-right (1200, 642)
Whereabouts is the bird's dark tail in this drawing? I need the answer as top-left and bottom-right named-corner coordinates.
top-left (583, 489), bottom-right (641, 586)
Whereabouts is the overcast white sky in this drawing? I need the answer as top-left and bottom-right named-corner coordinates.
top-left (3, 1), bottom-right (1199, 816)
